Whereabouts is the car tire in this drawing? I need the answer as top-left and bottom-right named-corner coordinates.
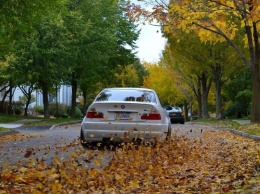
top-left (166, 124), bottom-right (172, 140)
top-left (80, 129), bottom-right (88, 148)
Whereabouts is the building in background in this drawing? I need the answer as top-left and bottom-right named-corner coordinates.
top-left (1, 85), bottom-right (72, 107)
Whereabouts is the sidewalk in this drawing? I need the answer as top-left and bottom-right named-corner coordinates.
top-left (232, 119), bottom-right (251, 125)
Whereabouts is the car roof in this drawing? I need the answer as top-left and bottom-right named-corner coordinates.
top-left (96, 87), bottom-right (158, 103)
top-left (104, 87), bottom-right (155, 91)
top-left (166, 105), bottom-right (183, 112)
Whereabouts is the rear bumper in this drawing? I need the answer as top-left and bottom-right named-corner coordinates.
top-left (81, 121), bottom-right (169, 143)
top-left (170, 117), bottom-right (185, 123)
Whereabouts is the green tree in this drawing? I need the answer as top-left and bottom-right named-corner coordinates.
top-left (18, 86), bottom-right (36, 116)
top-left (127, 0), bottom-right (260, 123)
top-left (74, 0), bottom-right (140, 114)
top-left (0, 0), bottom-right (68, 118)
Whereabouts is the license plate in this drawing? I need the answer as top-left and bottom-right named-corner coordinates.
top-left (115, 112), bottom-right (130, 120)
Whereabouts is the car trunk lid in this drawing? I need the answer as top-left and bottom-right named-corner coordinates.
top-left (86, 102), bottom-right (161, 122)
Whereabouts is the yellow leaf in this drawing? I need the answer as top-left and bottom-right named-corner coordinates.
top-left (129, 180), bottom-right (139, 188)
top-left (51, 182), bottom-right (62, 194)
top-left (115, 174), bottom-right (122, 181)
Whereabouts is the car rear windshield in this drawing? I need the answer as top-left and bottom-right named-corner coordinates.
top-left (95, 89), bottom-right (157, 103)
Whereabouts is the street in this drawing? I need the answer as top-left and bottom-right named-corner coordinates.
top-left (0, 122), bottom-right (219, 168)
top-left (2, 122), bottom-right (260, 193)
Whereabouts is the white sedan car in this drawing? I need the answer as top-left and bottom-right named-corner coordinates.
top-left (80, 87), bottom-right (171, 147)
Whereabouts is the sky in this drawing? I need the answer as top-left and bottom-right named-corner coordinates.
top-left (135, 24), bottom-right (166, 63)
top-left (130, 0), bottom-right (167, 63)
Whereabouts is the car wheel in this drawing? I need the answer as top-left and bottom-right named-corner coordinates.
top-left (166, 124), bottom-right (172, 140)
top-left (80, 129), bottom-right (88, 148)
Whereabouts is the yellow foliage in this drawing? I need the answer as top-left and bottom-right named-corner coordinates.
top-left (129, 179), bottom-right (139, 188)
top-left (115, 64), bottom-right (139, 87)
top-left (166, 0), bottom-right (257, 44)
top-left (143, 61), bottom-right (186, 104)
top-left (51, 182), bottom-right (62, 194)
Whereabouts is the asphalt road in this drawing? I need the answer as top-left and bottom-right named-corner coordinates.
top-left (0, 122), bottom-right (220, 168)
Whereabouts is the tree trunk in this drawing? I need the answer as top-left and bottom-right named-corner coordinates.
top-left (19, 84), bottom-right (34, 116)
top-left (191, 76), bottom-right (202, 119)
top-left (197, 82), bottom-right (202, 119)
top-left (8, 82), bottom-right (15, 115)
top-left (201, 73), bottom-right (211, 118)
top-left (83, 89), bottom-right (87, 115)
top-left (0, 85), bottom-right (8, 112)
top-left (55, 85), bottom-right (59, 118)
top-left (42, 85), bottom-right (50, 119)
top-left (8, 86), bottom-right (13, 115)
top-left (194, 89), bottom-right (203, 119)
top-left (250, 22), bottom-right (260, 123)
top-left (24, 95), bottom-right (31, 116)
top-left (212, 63), bottom-right (223, 120)
top-left (251, 63), bottom-right (260, 123)
top-left (183, 102), bottom-right (188, 121)
top-left (71, 80), bottom-right (77, 118)
top-left (215, 79), bottom-right (222, 120)
top-left (189, 100), bottom-right (193, 121)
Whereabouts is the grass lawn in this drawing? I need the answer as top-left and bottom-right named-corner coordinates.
top-left (0, 114), bottom-right (82, 132)
top-left (193, 117), bottom-right (260, 136)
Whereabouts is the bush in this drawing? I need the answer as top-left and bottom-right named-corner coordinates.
top-left (75, 107), bottom-right (83, 118)
top-left (67, 106), bottom-right (71, 115)
top-left (33, 105), bottom-right (44, 114)
top-left (224, 102), bottom-right (249, 118)
top-left (49, 102), bottom-right (68, 117)
top-left (12, 101), bottom-right (24, 115)
top-left (14, 109), bottom-right (22, 115)
top-left (61, 114), bottom-right (69, 118)
top-left (78, 105), bottom-right (84, 115)
top-left (67, 106), bottom-right (84, 118)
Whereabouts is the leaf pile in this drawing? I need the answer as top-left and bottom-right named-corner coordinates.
top-left (1, 130), bottom-right (260, 193)
top-left (0, 133), bottom-right (40, 144)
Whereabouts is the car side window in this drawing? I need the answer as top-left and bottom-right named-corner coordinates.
top-left (165, 105), bottom-right (172, 110)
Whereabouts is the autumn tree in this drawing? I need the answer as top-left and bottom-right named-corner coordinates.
top-left (127, 0), bottom-right (260, 123)
top-left (163, 30), bottom-right (246, 119)
top-left (163, 34), bottom-right (213, 118)
top-left (143, 61), bottom-right (186, 106)
top-left (115, 64), bottom-right (140, 87)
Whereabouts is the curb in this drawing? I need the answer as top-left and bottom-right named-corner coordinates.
top-left (0, 120), bottom-right (82, 137)
top-left (189, 121), bottom-right (260, 141)
top-left (49, 120), bottom-right (82, 130)
top-left (227, 128), bottom-right (260, 141)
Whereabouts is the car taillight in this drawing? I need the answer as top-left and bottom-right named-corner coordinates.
top-left (86, 108), bottom-right (103, 119)
top-left (141, 109), bottom-right (161, 120)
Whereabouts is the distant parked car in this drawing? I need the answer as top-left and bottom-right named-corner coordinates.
top-left (80, 87), bottom-right (172, 147)
top-left (165, 105), bottom-right (185, 124)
